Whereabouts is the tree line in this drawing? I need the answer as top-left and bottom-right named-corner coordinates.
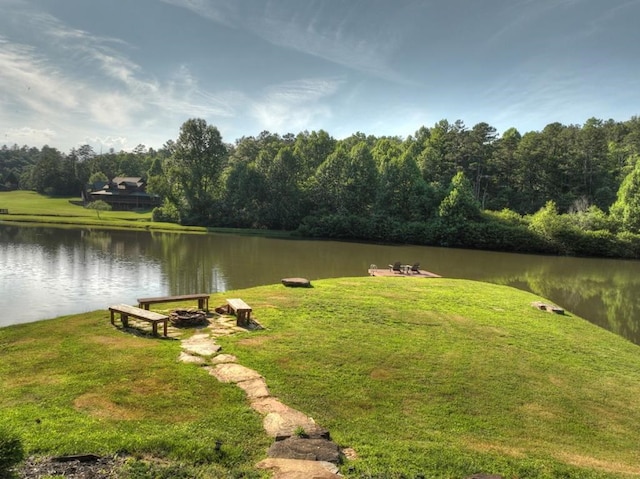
top-left (3, 116), bottom-right (640, 258)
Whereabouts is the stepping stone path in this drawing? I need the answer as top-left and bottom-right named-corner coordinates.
top-left (177, 312), bottom-right (346, 479)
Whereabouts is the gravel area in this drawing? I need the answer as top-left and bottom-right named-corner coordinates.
top-left (15, 455), bottom-right (125, 479)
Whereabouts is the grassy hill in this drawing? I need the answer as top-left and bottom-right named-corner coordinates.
top-left (1, 277), bottom-right (640, 478)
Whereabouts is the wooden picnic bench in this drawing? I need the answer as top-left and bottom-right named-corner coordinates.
top-left (225, 298), bottom-right (252, 326)
top-left (109, 303), bottom-right (169, 336)
top-left (137, 293), bottom-right (210, 312)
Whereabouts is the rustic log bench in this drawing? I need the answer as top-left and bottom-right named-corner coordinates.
top-left (225, 298), bottom-right (252, 326)
top-left (109, 303), bottom-right (169, 336)
top-left (137, 293), bottom-right (210, 312)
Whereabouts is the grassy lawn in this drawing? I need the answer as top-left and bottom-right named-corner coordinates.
top-left (0, 190), bottom-right (202, 232)
top-left (0, 191), bottom-right (295, 238)
top-left (2, 277), bottom-right (640, 477)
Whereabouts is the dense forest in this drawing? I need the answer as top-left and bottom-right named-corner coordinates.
top-left (3, 116), bottom-right (640, 258)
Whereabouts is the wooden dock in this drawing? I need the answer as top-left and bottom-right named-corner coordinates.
top-left (368, 268), bottom-right (441, 278)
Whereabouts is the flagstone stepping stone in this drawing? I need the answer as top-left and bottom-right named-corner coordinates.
top-left (235, 377), bottom-right (271, 399)
top-left (208, 363), bottom-right (262, 383)
top-left (255, 458), bottom-right (340, 479)
top-left (267, 437), bottom-right (341, 463)
top-left (177, 352), bottom-right (206, 364)
top-left (181, 334), bottom-right (221, 356)
top-left (210, 353), bottom-right (237, 364)
top-left (263, 409), bottom-right (320, 440)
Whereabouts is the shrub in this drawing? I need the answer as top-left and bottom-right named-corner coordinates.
top-left (151, 202), bottom-right (180, 223)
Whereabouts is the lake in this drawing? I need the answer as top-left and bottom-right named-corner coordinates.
top-left (1, 223), bottom-right (639, 345)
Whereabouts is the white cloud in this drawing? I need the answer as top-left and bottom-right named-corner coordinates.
top-left (250, 78), bottom-right (340, 132)
top-left (2, 126), bottom-right (56, 146)
top-left (0, 5), bottom-right (245, 150)
top-left (0, 37), bottom-right (80, 115)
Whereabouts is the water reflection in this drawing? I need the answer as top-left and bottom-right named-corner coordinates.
top-left (1, 223), bottom-right (639, 345)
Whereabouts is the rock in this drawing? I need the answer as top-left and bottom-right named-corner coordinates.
top-left (177, 352), bottom-right (206, 364)
top-left (235, 377), bottom-right (271, 399)
top-left (281, 278), bottom-right (312, 288)
top-left (531, 301), bottom-right (564, 314)
top-left (181, 334), bottom-right (221, 356)
top-left (267, 437), bottom-right (341, 464)
top-left (210, 353), bottom-right (237, 364)
top-left (208, 363), bottom-right (262, 383)
top-left (256, 458), bottom-right (341, 479)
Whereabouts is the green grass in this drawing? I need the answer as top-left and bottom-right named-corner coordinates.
top-left (0, 190), bottom-right (204, 232)
top-left (2, 278), bottom-right (640, 477)
top-left (0, 311), bottom-right (270, 477)
top-left (0, 191), bottom-right (296, 238)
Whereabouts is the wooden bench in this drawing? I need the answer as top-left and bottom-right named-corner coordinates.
top-left (137, 293), bottom-right (210, 312)
top-left (225, 298), bottom-right (252, 326)
top-left (0, 209), bottom-right (8, 214)
top-left (109, 303), bottom-right (169, 336)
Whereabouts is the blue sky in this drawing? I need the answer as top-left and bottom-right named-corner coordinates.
top-left (1, 0), bottom-right (639, 152)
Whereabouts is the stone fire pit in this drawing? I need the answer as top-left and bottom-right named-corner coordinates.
top-left (169, 309), bottom-right (208, 327)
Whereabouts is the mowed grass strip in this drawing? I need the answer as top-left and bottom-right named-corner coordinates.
top-left (215, 277), bottom-right (640, 478)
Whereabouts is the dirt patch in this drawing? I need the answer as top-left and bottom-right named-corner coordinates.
top-left (236, 335), bottom-right (273, 347)
top-left (466, 441), bottom-right (527, 459)
top-left (88, 335), bottom-right (150, 349)
top-left (369, 368), bottom-right (393, 380)
top-left (73, 393), bottom-right (142, 420)
top-left (557, 452), bottom-right (640, 475)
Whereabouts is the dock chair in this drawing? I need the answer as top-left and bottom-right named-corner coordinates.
top-left (389, 261), bottom-right (402, 273)
top-left (410, 262), bottom-right (420, 274)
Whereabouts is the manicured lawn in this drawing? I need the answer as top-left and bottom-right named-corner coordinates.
top-left (0, 191), bottom-right (293, 237)
top-left (0, 190), bottom-right (206, 232)
top-left (2, 277), bottom-right (640, 477)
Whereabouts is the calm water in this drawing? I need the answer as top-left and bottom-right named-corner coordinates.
top-left (1, 223), bottom-right (640, 344)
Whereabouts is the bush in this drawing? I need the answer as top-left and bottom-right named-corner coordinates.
top-left (0, 428), bottom-right (24, 475)
top-left (151, 202), bottom-right (180, 223)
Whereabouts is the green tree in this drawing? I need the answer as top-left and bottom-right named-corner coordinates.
top-left (377, 149), bottom-right (432, 222)
top-left (166, 119), bottom-right (228, 224)
top-left (610, 156), bottom-right (640, 233)
top-left (258, 146), bottom-right (304, 230)
top-left (294, 130), bottom-right (336, 178)
top-left (88, 171), bottom-right (108, 186)
top-left (86, 199), bottom-right (112, 219)
top-left (438, 171), bottom-right (481, 221)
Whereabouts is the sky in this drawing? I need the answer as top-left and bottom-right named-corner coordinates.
top-left (1, 0), bottom-right (639, 153)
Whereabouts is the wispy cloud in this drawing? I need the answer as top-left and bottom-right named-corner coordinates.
top-left (0, 2), bottom-right (244, 149)
top-left (250, 77), bottom-right (341, 132)
top-left (160, 0), bottom-right (405, 82)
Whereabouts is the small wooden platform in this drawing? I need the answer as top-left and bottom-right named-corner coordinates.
top-left (368, 268), bottom-right (441, 278)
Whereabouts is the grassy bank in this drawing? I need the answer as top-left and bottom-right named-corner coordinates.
top-left (1, 278), bottom-right (640, 477)
top-left (0, 190), bottom-right (203, 232)
top-left (0, 191), bottom-right (295, 238)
